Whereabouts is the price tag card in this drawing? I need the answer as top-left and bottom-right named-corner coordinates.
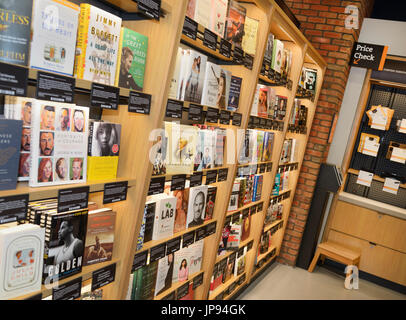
top-left (220, 39), bottom-right (232, 58)
top-left (217, 168), bottom-right (228, 182)
top-left (398, 119), bottom-right (406, 134)
top-left (0, 194), bottom-right (29, 224)
top-left (205, 170), bottom-right (218, 185)
top-left (150, 243), bottom-right (166, 263)
top-left (195, 226), bottom-right (207, 241)
top-left (103, 181), bottom-right (128, 204)
top-left (91, 264), bottom-right (116, 291)
top-left (162, 291), bottom-right (176, 300)
top-left (356, 170), bottom-right (373, 187)
top-left (206, 107), bottom-right (219, 123)
top-left (188, 104), bottom-right (203, 122)
top-left (362, 138), bottom-right (380, 157)
top-left (132, 251), bottom-right (148, 272)
top-left (177, 282), bottom-right (190, 300)
top-left (206, 221), bottom-right (217, 236)
top-left (390, 147), bottom-right (406, 164)
top-left (232, 112), bottom-right (242, 127)
top-left (165, 99), bottom-right (183, 119)
top-left (182, 16), bottom-right (198, 40)
top-left (171, 174), bottom-right (186, 191)
top-left (148, 176), bottom-right (165, 196)
top-left (233, 47), bottom-right (244, 64)
top-left (193, 273), bottom-right (204, 289)
top-left (52, 277), bottom-right (82, 300)
top-left (383, 178), bottom-right (400, 195)
top-left (244, 54), bottom-right (254, 70)
top-left (182, 230), bottom-right (195, 247)
top-left (190, 172), bottom-right (203, 187)
top-left (91, 83), bottom-right (119, 110)
top-left (57, 186), bottom-right (89, 213)
top-left (257, 202), bottom-right (263, 212)
top-left (203, 28), bottom-right (218, 51)
top-left (137, 0), bottom-right (161, 20)
top-left (215, 292), bottom-right (224, 300)
top-left (259, 163), bottom-right (266, 174)
top-left (219, 110), bottom-right (231, 125)
top-left (36, 71), bottom-right (75, 103)
top-left (128, 91), bottom-right (151, 114)
top-left (166, 236), bottom-right (181, 254)
top-left (0, 62), bottom-right (28, 96)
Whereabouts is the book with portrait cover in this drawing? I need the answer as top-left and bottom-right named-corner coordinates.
top-left (186, 185), bottom-right (208, 228)
top-left (263, 33), bottom-right (274, 68)
top-left (172, 246), bottom-right (190, 284)
top-left (115, 27), bottom-right (148, 91)
top-left (0, 0), bottom-right (32, 66)
top-left (0, 119), bottom-right (22, 191)
top-left (29, 0), bottom-right (80, 76)
top-left (152, 194), bottom-right (177, 241)
top-left (205, 185), bottom-right (217, 221)
top-left (154, 253), bottom-right (174, 296)
top-left (0, 224), bottom-right (45, 299)
top-left (241, 211), bottom-right (251, 242)
top-left (73, 4), bottom-right (122, 85)
top-left (201, 128), bottom-right (215, 170)
top-left (303, 67), bottom-right (317, 94)
top-left (242, 16), bottom-right (259, 56)
top-left (225, 0), bottom-right (246, 48)
top-left (4, 96), bottom-right (36, 181)
top-left (250, 84), bottom-right (269, 118)
top-left (83, 208), bottom-right (116, 266)
top-left (271, 39), bottom-right (284, 74)
top-left (88, 121), bottom-right (121, 156)
top-left (227, 215), bottom-right (242, 251)
top-left (42, 208), bottom-right (88, 284)
top-left (227, 76), bottom-right (242, 112)
top-left (209, 0), bottom-right (228, 38)
top-left (201, 62), bottom-right (231, 109)
top-left (183, 49), bottom-right (208, 104)
top-left (131, 260), bottom-right (158, 300)
top-left (29, 101), bottom-right (89, 187)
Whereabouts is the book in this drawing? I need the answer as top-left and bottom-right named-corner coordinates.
top-left (234, 246), bottom-right (247, 276)
top-left (73, 4), bottom-right (122, 85)
top-left (218, 220), bottom-right (231, 255)
top-left (88, 121), bottom-right (121, 156)
top-left (205, 186), bottom-right (217, 221)
top-left (80, 282), bottom-right (103, 300)
top-left (262, 131), bottom-right (274, 162)
top-left (251, 84), bottom-right (269, 118)
top-left (225, 0), bottom-right (246, 48)
top-left (152, 194), bottom-right (177, 241)
top-left (201, 128), bottom-right (215, 169)
top-left (183, 49), bottom-right (208, 104)
top-left (0, 0), bottom-right (32, 66)
top-left (242, 16), bottom-right (259, 56)
top-left (131, 261), bottom-right (158, 300)
top-left (29, 101), bottom-right (89, 187)
top-left (172, 246), bottom-right (190, 283)
top-left (154, 253), bottom-right (174, 296)
top-left (152, 128), bottom-right (167, 176)
top-left (29, 0), bottom-right (80, 76)
top-left (303, 67), bottom-right (317, 94)
top-left (214, 127), bottom-right (226, 167)
top-left (228, 179), bottom-right (240, 212)
top-left (252, 174), bottom-right (263, 202)
top-left (193, 126), bottom-right (204, 171)
top-left (201, 62), bottom-right (231, 109)
top-left (209, 0), bottom-right (228, 38)
top-left (169, 184), bottom-right (189, 234)
top-left (188, 239), bottom-right (204, 275)
top-left (259, 231), bottom-right (270, 255)
top-left (224, 253), bottom-right (236, 282)
top-left (271, 39), bottom-right (284, 73)
top-left (227, 76), bottom-right (242, 112)
top-left (83, 208), bottom-right (116, 266)
top-left (227, 215), bottom-right (242, 251)
top-left (194, 0), bottom-right (211, 29)
top-left (186, 185), bottom-right (208, 228)
top-left (179, 281), bottom-right (195, 300)
top-left (42, 208), bottom-right (88, 283)
top-left (263, 33), bottom-right (274, 68)
top-left (241, 211), bottom-right (251, 242)
top-left (168, 46), bottom-right (183, 100)
top-left (237, 177), bottom-right (246, 208)
top-left (268, 87), bottom-right (276, 118)
top-left (138, 201), bottom-right (157, 248)
top-left (0, 224), bottom-right (45, 299)
top-left (115, 27), bottom-right (148, 91)
top-left (0, 119), bottom-right (22, 191)
top-left (186, 0), bottom-right (197, 20)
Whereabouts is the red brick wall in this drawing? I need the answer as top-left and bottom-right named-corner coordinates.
top-left (278, 0), bottom-right (375, 266)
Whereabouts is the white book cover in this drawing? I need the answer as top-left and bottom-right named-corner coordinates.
top-left (186, 185), bottom-right (208, 228)
top-left (154, 254), bottom-right (174, 296)
top-left (201, 62), bottom-right (231, 109)
top-left (209, 0), bottom-right (228, 38)
top-left (168, 46), bottom-right (183, 100)
top-left (201, 129), bottom-right (215, 170)
top-left (0, 224), bottom-right (45, 299)
top-left (194, 0), bottom-right (211, 29)
top-left (172, 246), bottom-right (191, 283)
top-left (268, 87), bottom-right (276, 118)
top-left (80, 5), bottom-right (122, 85)
top-left (177, 48), bottom-right (193, 101)
top-left (152, 194), bottom-right (177, 241)
top-left (29, 0), bottom-right (80, 76)
top-left (184, 49), bottom-right (208, 104)
top-left (29, 101), bottom-right (89, 187)
top-left (271, 39), bottom-right (284, 73)
top-left (188, 239), bottom-right (204, 275)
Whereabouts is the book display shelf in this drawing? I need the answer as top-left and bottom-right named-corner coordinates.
top-left (0, 0), bottom-right (325, 300)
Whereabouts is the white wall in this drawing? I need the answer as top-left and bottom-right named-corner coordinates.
top-left (326, 18), bottom-right (406, 167)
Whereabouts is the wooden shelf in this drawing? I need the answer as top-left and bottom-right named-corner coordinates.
top-left (251, 253), bottom-right (277, 279)
top-left (226, 199), bottom-right (264, 218)
top-left (270, 188), bottom-right (291, 200)
top-left (215, 237), bottom-right (254, 264)
top-left (208, 273), bottom-right (245, 300)
top-left (263, 219), bottom-right (283, 233)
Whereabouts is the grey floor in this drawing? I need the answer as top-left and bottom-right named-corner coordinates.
top-left (237, 263), bottom-right (406, 300)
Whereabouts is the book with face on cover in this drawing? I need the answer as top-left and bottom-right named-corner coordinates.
top-left (73, 4), bottom-right (122, 85)
top-left (201, 128), bottom-right (215, 170)
top-left (29, 101), bottom-right (89, 187)
top-left (186, 185), bottom-right (208, 228)
top-left (263, 33), bottom-right (274, 68)
top-left (205, 185), bottom-right (217, 221)
top-left (225, 0), bottom-right (246, 48)
top-left (29, 0), bottom-right (80, 76)
top-left (209, 0), bottom-right (228, 38)
top-left (251, 84), bottom-right (269, 118)
top-left (201, 62), bottom-right (231, 109)
top-left (183, 49), bottom-right (207, 104)
top-left (271, 39), bottom-right (284, 74)
top-left (303, 67), bottom-right (317, 94)
top-left (88, 121), bottom-right (121, 157)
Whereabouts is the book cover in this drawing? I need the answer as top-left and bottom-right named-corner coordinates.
top-left (142, 200), bottom-right (157, 244)
top-left (29, 0), bottom-right (80, 76)
top-left (154, 253), bottom-right (174, 296)
top-left (259, 231), bottom-right (269, 254)
top-left (209, 0), bottom-right (228, 38)
top-left (256, 130), bottom-right (264, 162)
top-left (0, 224), bottom-right (45, 299)
top-left (225, 0), bottom-right (246, 48)
top-left (251, 84), bottom-right (269, 118)
top-left (88, 121), bottom-right (121, 157)
top-left (228, 179), bottom-right (240, 212)
top-left (194, 0), bottom-right (211, 29)
top-left (4, 96), bottom-right (35, 181)
top-left (172, 247), bottom-right (190, 283)
top-left (188, 239), bottom-right (204, 275)
top-left (242, 16), bottom-right (259, 56)
top-left (193, 126), bottom-right (204, 172)
top-left (224, 254), bottom-right (235, 282)
top-left (241, 212), bottom-right (251, 242)
top-left (205, 185), bottom-right (217, 221)
top-left (184, 49), bottom-right (207, 104)
top-left (201, 62), bottom-right (231, 109)
top-left (43, 208), bottom-right (88, 283)
top-left (131, 261), bottom-right (158, 300)
top-left (262, 131), bottom-right (274, 162)
top-left (227, 215), bottom-right (242, 251)
top-left (268, 87), bottom-right (276, 118)
top-left (152, 194), bottom-right (177, 241)
top-left (271, 39), bottom-right (284, 73)
top-left (237, 177), bottom-right (246, 208)
top-left (179, 282), bottom-right (195, 300)
top-left (168, 46), bottom-right (183, 100)
top-left (176, 46), bottom-right (191, 101)
top-left (227, 76), bottom-right (242, 112)
top-left (186, 0), bottom-right (197, 20)
top-left (29, 101), bottom-right (89, 187)
top-left (87, 156), bottom-right (119, 181)
top-left (0, 0), bottom-right (32, 66)
top-left (234, 246), bottom-right (246, 276)
top-left (172, 187), bottom-right (189, 233)
top-left (263, 33), bottom-right (274, 67)
top-left (304, 67), bottom-right (317, 94)
top-left (73, 4), bottom-right (122, 85)
top-left (152, 128), bottom-right (167, 176)
top-left (214, 127), bottom-right (226, 167)
top-left (218, 221), bottom-right (231, 255)
top-left (186, 185), bottom-right (208, 228)
top-left (253, 174), bottom-right (263, 202)
top-left (201, 128), bottom-right (215, 169)
top-left (83, 208), bottom-right (116, 266)
top-left (0, 119), bottom-right (22, 191)
top-left (115, 27), bottom-right (148, 91)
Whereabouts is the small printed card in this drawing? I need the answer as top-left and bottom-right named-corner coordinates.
top-left (356, 170), bottom-right (373, 187)
top-left (390, 147), bottom-right (406, 164)
top-left (362, 138), bottom-right (380, 157)
top-left (382, 178), bottom-right (400, 195)
top-left (398, 119), bottom-right (406, 134)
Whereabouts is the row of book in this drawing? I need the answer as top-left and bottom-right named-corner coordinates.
top-left (218, 212), bottom-right (252, 255)
top-left (272, 170), bottom-right (290, 196)
top-left (0, 1), bottom-right (148, 90)
top-left (137, 184), bottom-right (217, 249)
top-left (228, 174), bottom-right (263, 212)
top-left (0, 201), bottom-right (116, 299)
top-left (289, 99), bottom-right (308, 128)
top-left (264, 200), bottom-right (284, 225)
top-left (280, 138), bottom-right (299, 165)
top-left (128, 239), bottom-right (204, 300)
top-left (2, 96), bottom-right (122, 190)
top-left (186, 0), bottom-right (258, 55)
top-left (169, 44), bottom-right (243, 111)
top-left (262, 34), bottom-right (293, 79)
top-left (239, 129), bottom-right (275, 165)
top-left (250, 84), bottom-right (288, 120)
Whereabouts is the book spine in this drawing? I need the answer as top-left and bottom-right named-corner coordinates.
top-left (88, 121), bottom-right (94, 156)
top-left (252, 176), bottom-right (258, 202)
top-left (114, 27), bottom-right (125, 87)
top-left (73, 4), bottom-right (90, 79)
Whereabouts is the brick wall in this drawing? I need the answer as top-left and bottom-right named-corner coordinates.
top-left (278, 0), bottom-right (375, 266)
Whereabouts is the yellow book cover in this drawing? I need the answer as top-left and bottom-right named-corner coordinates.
top-left (87, 156), bottom-right (119, 181)
top-left (73, 4), bottom-right (91, 79)
top-left (114, 27), bottom-right (125, 87)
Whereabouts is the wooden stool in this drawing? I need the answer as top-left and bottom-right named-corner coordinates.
top-left (308, 241), bottom-right (360, 276)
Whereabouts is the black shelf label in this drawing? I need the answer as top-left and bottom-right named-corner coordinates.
top-left (232, 113), bottom-right (242, 126)
top-left (188, 104), bottom-right (203, 122)
top-left (36, 71), bottom-right (75, 103)
top-left (182, 16), bottom-right (198, 40)
top-left (165, 99), bottom-right (183, 119)
top-left (128, 91), bottom-right (151, 114)
top-left (0, 62), bottom-right (28, 96)
top-left (177, 281), bottom-right (190, 300)
top-left (195, 225), bottom-right (207, 241)
top-left (217, 168), bottom-right (228, 182)
top-left (57, 186), bottom-right (89, 213)
top-left (182, 230), bottom-right (195, 247)
top-left (171, 174), bottom-right (186, 191)
top-left (219, 39), bottom-right (232, 58)
top-left (206, 221), bottom-right (217, 236)
top-left (190, 171), bottom-right (203, 187)
top-left (203, 28), bottom-right (218, 51)
top-left (206, 107), bottom-right (219, 123)
top-left (91, 83), bottom-right (119, 110)
top-left (205, 170), bottom-right (217, 185)
top-left (132, 251), bottom-right (148, 272)
top-left (150, 243), bottom-right (166, 263)
top-left (219, 110), bottom-right (231, 125)
top-left (193, 273), bottom-right (204, 289)
top-left (0, 194), bottom-right (29, 224)
top-left (52, 277), bottom-right (82, 300)
top-left (233, 47), bottom-right (244, 64)
top-left (91, 263), bottom-right (116, 291)
top-left (137, 0), bottom-right (161, 20)
top-left (148, 176), bottom-right (165, 196)
top-left (103, 181), bottom-right (128, 204)
top-left (162, 291), bottom-right (176, 300)
top-left (166, 236), bottom-right (181, 255)
top-left (259, 164), bottom-right (266, 174)
top-left (257, 202), bottom-right (263, 212)
top-left (244, 54), bottom-right (254, 70)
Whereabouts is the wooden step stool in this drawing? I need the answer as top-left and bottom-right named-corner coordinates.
top-left (308, 241), bottom-right (360, 275)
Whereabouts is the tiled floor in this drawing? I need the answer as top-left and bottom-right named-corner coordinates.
top-left (237, 262), bottom-right (406, 300)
